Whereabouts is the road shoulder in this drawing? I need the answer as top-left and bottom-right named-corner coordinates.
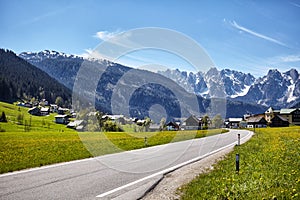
top-left (142, 146), bottom-right (234, 200)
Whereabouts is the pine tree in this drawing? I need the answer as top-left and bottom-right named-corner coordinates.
top-left (0, 111), bottom-right (7, 122)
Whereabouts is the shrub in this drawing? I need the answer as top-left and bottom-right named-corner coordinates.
top-left (102, 120), bottom-right (123, 132)
top-left (17, 113), bottom-right (24, 124)
top-left (0, 111), bottom-right (7, 122)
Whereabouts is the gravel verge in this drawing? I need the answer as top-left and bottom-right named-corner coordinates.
top-left (141, 146), bottom-right (234, 200)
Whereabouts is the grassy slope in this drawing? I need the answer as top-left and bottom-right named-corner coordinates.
top-left (0, 101), bottom-right (92, 173)
top-left (0, 101), bottom-right (226, 174)
top-left (180, 127), bottom-right (300, 199)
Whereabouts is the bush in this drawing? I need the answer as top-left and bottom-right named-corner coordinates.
top-left (202, 125), bottom-right (208, 130)
top-left (102, 121), bottom-right (123, 132)
top-left (17, 113), bottom-right (24, 125)
top-left (0, 111), bottom-right (7, 122)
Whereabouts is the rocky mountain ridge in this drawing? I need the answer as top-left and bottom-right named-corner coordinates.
top-left (18, 50), bottom-right (298, 118)
top-left (158, 68), bottom-right (299, 108)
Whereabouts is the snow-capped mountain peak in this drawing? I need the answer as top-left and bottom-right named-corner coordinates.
top-left (19, 50), bottom-right (300, 108)
top-left (235, 68), bottom-right (300, 108)
top-left (158, 67), bottom-right (299, 108)
top-left (158, 68), bottom-right (255, 98)
top-left (19, 50), bottom-right (81, 62)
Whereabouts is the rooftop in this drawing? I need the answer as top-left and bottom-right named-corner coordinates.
top-left (228, 118), bottom-right (243, 122)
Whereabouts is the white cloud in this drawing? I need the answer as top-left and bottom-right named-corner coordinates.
top-left (279, 54), bottom-right (300, 62)
top-left (77, 48), bottom-right (108, 60)
top-left (78, 30), bottom-right (135, 61)
top-left (229, 20), bottom-right (287, 47)
top-left (79, 48), bottom-right (93, 58)
top-left (94, 31), bottom-right (121, 41)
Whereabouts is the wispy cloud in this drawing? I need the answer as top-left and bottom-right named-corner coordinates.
top-left (263, 54), bottom-right (300, 72)
top-left (229, 20), bottom-right (287, 47)
top-left (290, 2), bottom-right (300, 8)
top-left (94, 30), bottom-right (122, 41)
top-left (80, 48), bottom-right (110, 60)
top-left (279, 54), bottom-right (300, 62)
top-left (79, 48), bottom-right (93, 58)
top-left (20, 6), bottom-right (72, 27)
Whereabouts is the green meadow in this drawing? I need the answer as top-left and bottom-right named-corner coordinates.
top-left (0, 101), bottom-right (225, 174)
top-left (1, 101), bottom-right (299, 198)
top-left (180, 126), bottom-right (300, 199)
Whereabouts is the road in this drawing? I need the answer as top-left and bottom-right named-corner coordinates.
top-left (0, 129), bottom-right (252, 200)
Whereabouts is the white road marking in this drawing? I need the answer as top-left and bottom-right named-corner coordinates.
top-left (0, 157), bottom-right (96, 178)
top-left (96, 130), bottom-right (253, 198)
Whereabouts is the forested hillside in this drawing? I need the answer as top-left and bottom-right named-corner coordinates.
top-left (0, 49), bottom-right (71, 104)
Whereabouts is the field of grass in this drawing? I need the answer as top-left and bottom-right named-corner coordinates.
top-left (0, 101), bottom-right (92, 173)
top-left (0, 101), bottom-right (226, 174)
top-left (0, 101), bottom-right (70, 132)
top-left (78, 128), bottom-right (227, 157)
top-left (180, 126), bottom-right (300, 199)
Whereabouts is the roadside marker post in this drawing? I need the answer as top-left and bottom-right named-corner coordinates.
top-left (236, 154), bottom-right (240, 173)
top-left (144, 137), bottom-right (148, 147)
top-left (237, 134), bottom-right (240, 146)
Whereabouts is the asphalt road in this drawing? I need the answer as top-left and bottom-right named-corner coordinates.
top-left (0, 129), bottom-right (252, 200)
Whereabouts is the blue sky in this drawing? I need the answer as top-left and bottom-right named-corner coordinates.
top-left (1, 0), bottom-right (300, 76)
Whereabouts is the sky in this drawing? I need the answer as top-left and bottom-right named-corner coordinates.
top-left (1, 0), bottom-right (300, 77)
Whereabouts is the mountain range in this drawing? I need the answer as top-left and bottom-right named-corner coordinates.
top-left (8, 49), bottom-right (297, 119)
top-left (158, 68), bottom-right (299, 109)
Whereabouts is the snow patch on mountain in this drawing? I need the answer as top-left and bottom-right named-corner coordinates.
top-left (235, 68), bottom-right (300, 108)
top-left (19, 50), bottom-right (300, 109)
top-left (230, 85), bottom-right (251, 98)
top-left (19, 50), bottom-right (82, 62)
top-left (158, 68), bottom-right (255, 99)
top-left (286, 84), bottom-right (296, 103)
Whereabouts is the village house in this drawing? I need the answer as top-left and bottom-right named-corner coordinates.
top-left (265, 107), bottom-right (300, 126)
top-left (40, 107), bottom-right (50, 116)
top-left (136, 119), bottom-right (146, 126)
top-left (270, 115), bottom-right (289, 127)
top-left (28, 107), bottom-right (40, 116)
top-left (292, 109), bottom-right (300, 125)
top-left (24, 102), bottom-right (33, 108)
top-left (76, 125), bottom-right (84, 132)
top-left (265, 107), bottom-right (278, 122)
top-left (149, 124), bottom-right (160, 132)
top-left (50, 104), bottom-right (58, 113)
top-left (226, 118), bottom-right (243, 128)
top-left (57, 107), bottom-right (69, 115)
top-left (243, 113), bottom-right (252, 121)
top-left (184, 115), bottom-right (202, 130)
top-left (246, 116), bottom-right (267, 128)
top-left (278, 109), bottom-right (294, 124)
top-left (67, 120), bottom-right (85, 129)
top-left (39, 99), bottom-right (49, 106)
top-left (18, 102), bottom-right (33, 108)
top-left (280, 108), bottom-right (300, 125)
top-left (71, 112), bottom-right (77, 118)
top-left (102, 115), bottom-right (126, 125)
top-left (54, 115), bottom-right (69, 124)
top-left (166, 121), bottom-right (179, 131)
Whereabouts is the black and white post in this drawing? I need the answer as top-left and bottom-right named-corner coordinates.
top-left (237, 133), bottom-right (240, 146)
top-left (236, 153), bottom-right (240, 172)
